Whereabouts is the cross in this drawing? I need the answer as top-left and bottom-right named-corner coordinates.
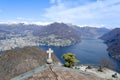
top-left (46, 48), bottom-right (53, 59)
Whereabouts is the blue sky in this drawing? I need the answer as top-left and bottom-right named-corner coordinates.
top-left (0, 0), bottom-right (120, 28)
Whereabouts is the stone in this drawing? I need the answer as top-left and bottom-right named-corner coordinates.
top-left (46, 48), bottom-right (53, 64)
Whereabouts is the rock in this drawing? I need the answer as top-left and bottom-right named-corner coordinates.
top-left (0, 46), bottom-right (60, 80)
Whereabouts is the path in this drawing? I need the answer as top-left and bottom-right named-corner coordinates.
top-left (73, 65), bottom-right (120, 80)
top-left (11, 64), bottom-right (110, 80)
top-left (11, 64), bottom-right (49, 80)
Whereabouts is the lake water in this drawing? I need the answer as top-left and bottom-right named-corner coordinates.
top-left (38, 38), bottom-right (120, 72)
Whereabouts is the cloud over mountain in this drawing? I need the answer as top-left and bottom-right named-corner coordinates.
top-left (44, 0), bottom-right (120, 28)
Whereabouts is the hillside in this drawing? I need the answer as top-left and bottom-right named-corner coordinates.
top-left (0, 22), bottom-right (109, 51)
top-left (26, 66), bottom-right (104, 80)
top-left (78, 27), bottom-right (109, 38)
top-left (0, 46), bottom-right (60, 80)
top-left (100, 28), bottom-right (120, 60)
top-left (0, 46), bottom-right (105, 80)
top-left (33, 22), bottom-right (81, 44)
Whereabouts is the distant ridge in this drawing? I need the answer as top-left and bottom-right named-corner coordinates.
top-left (100, 28), bottom-right (120, 60)
top-left (33, 22), bottom-right (81, 43)
top-left (0, 22), bottom-right (109, 51)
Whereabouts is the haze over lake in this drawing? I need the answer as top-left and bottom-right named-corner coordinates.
top-left (39, 38), bottom-right (120, 72)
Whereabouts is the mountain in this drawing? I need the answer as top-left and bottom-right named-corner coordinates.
top-left (0, 46), bottom-right (60, 80)
top-left (33, 22), bottom-right (81, 45)
top-left (100, 28), bottom-right (120, 60)
top-left (0, 22), bottom-right (81, 47)
top-left (77, 26), bottom-right (109, 38)
top-left (0, 22), bottom-right (109, 51)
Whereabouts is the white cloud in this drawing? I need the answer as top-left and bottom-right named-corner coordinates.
top-left (15, 17), bottom-right (52, 25)
top-left (43, 0), bottom-right (120, 28)
top-left (0, 21), bottom-right (19, 25)
top-left (30, 22), bottom-right (52, 25)
top-left (0, 21), bottom-right (52, 26)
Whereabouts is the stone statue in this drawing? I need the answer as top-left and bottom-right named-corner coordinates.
top-left (46, 48), bottom-right (53, 64)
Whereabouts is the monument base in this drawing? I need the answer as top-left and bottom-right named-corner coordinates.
top-left (47, 58), bottom-right (53, 64)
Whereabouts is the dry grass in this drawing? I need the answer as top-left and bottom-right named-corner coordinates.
top-left (0, 46), bottom-right (59, 80)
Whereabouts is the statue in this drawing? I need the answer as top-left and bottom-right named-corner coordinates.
top-left (46, 48), bottom-right (53, 64)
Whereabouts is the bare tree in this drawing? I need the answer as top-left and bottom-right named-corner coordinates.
top-left (98, 58), bottom-right (115, 72)
top-left (100, 58), bottom-right (115, 68)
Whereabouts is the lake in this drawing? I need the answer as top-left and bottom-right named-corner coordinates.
top-left (38, 38), bottom-right (120, 72)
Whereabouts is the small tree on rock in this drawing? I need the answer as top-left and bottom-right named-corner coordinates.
top-left (62, 53), bottom-right (79, 68)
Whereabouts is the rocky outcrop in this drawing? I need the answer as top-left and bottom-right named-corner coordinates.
top-left (100, 28), bottom-right (120, 60)
top-left (0, 46), bottom-right (60, 80)
top-left (27, 66), bottom-right (104, 80)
